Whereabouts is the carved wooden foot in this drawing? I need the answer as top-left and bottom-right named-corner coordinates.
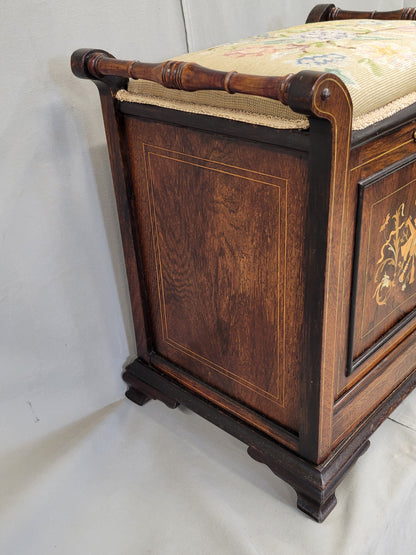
top-left (296, 491), bottom-right (337, 523)
top-left (125, 386), bottom-right (151, 406)
top-left (248, 439), bottom-right (370, 522)
top-left (122, 358), bottom-right (382, 521)
top-left (123, 368), bottom-right (180, 409)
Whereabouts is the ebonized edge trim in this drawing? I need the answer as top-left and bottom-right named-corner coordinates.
top-left (351, 103), bottom-right (416, 148)
top-left (118, 100), bottom-right (311, 152)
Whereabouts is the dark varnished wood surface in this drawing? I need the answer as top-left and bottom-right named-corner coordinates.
top-left (118, 100), bottom-right (311, 152)
top-left (331, 124), bottom-right (416, 446)
top-left (334, 335), bottom-right (416, 445)
top-left (294, 73), bottom-right (353, 463)
top-left (125, 117), bottom-right (308, 435)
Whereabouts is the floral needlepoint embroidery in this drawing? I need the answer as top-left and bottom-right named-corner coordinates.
top-left (224, 45), bottom-right (282, 58)
top-left (296, 53), bottom-right (346, 66)
top-left (374, 202), bottom-right (416, 305)
top-left (298, 30), bottom-right (355, 41)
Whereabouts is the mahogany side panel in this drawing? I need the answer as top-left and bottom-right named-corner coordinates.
top-left (124, 115), bottom-right (310, 435)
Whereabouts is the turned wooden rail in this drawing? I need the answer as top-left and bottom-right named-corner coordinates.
top-left (71, 48), bottom-right (299, 105)
top-left (307, 3), bottom-right (416, 22)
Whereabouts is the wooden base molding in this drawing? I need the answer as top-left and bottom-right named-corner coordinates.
top-left (123, 357), bottom-right (415, 521)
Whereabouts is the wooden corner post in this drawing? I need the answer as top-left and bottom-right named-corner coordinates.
top-left (71, 49), bottom-right (151, 362)
top-left (286, 71), bottom-right (353, 464)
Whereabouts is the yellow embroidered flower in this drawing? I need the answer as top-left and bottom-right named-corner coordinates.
top-left (356, 43), bottom-right (413, 70)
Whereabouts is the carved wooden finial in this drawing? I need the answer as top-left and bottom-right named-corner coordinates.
top-left (71, 48), bottom-right (113, 80)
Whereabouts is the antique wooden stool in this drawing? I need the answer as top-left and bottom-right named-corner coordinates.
top-left (72, 4), bottom-right (416, 521)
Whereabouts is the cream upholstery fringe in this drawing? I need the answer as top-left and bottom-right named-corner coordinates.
top-left (116, 88), bottom-right (416, 131)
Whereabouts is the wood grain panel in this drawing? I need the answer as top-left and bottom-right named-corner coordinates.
top-left (144, 144), bottom-right (286, 403)
top-left (125, 117), bottom-right (308, 432)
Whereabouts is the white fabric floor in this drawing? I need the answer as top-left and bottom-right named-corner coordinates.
top-left (1, 388), bottom-right (415, 555)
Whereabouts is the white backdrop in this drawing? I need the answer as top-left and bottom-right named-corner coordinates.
top-left (1, 1), bottom-right (415, 553)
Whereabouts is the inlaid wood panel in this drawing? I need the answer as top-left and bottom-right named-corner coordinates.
top-left (144, 144), bottom-right (286, 403)
top-left (335, 125), bottom-right (416, 396)
top-left (125, 117), bottom-right (309, 432)
top-left (349, 155), bottom-right (416, 372)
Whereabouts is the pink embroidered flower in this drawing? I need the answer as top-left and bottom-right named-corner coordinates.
top-left (224, 45), bottom-right (282, 58)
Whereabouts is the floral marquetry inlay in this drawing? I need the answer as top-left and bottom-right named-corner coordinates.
top-left (374, 202), bottom-right (416, 306)
top-left (350, 161), bottom-right (416, 366)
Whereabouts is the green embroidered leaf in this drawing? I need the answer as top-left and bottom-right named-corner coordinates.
top-left (262, 39), bottom-right (296, 44)
top-left (358, 58), bottom-right (383, 76)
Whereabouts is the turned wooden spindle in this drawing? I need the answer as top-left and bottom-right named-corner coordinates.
top-left (71, 48), bottom-right (296, 105)
top-left (308, 4), bottom-right (416, 22)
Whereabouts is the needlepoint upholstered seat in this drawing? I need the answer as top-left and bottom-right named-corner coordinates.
top-left (118, 19), bottom-right (416, 130)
